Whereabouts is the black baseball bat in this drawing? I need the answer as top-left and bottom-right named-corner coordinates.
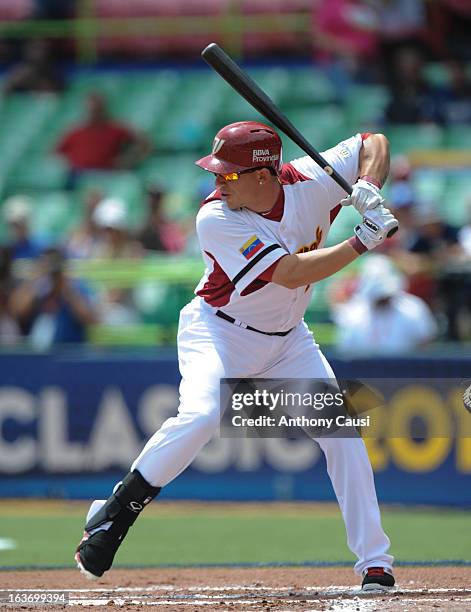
top-left (201, 43), bottom-right (398, 237)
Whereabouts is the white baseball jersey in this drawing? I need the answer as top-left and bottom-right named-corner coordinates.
top-left (195, 134), bottom-right (363, 332)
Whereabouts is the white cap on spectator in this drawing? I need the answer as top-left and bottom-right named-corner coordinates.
top-left (92, 197), bottom-right (127, 230)
top-left (356, 255), bottom-right (405, 302)
top-left (3, 195), bottom-right (32, 223)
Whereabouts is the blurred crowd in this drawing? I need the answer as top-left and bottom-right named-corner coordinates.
top-left (0, 0), bottom-right (470, 352)
top-left (0, 183), bottom-right (190, 349)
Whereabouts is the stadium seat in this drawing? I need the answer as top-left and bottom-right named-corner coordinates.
top-left (345, 85), bottom-right (389, 127)
top-left (423, 63), bottom-right (450, 87)
top-left (388, 125), bottom-right (444, 155)
top-left (412, 169), bottom-right (447, 206)
top-left (282, 106), bottom-right (347, 158)
top-left (134, 281), bottom-right (193, 326)
top-left (444, 126), bottom-right (471, 149)
top-left (152, 71), bottom-right (228, 150)
top-left (30, 191), bottom-right (81, 243)
top-left (110, 71), bottom-right (182, 133)
top-left (6, 155), bottom-right (68, 192)
top-left (0, 94), bottom-right (58, 181)
top-left (139, 154), bottom-right (201, 194)
top-left (324, 205), bottom-right (359, 247)
top-left (283, 68), bottom-right (337, 107)
top-left (442, 174), bottom-right (471, 226)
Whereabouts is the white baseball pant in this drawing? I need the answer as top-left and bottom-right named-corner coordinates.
top-left (131, 298), bottom-right (393, 575)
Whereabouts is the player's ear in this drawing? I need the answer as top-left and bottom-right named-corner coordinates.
top-left (257, 168), bottom-right (271, 184)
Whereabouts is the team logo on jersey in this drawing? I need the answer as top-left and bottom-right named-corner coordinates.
top-left (296, 226), bottom-right (323, 292)
top-left (240, 235), bottom-right (265, 259)
top-left (296, 226), bottom-right (323, 254)
top-left (212, 137), bottom-right (225, 154)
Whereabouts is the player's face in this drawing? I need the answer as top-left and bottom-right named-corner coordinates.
top-left (215, 168), bottom-right (267, 210)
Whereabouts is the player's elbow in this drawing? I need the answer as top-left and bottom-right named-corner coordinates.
top-left (271, 255), bottom-right (301, 290)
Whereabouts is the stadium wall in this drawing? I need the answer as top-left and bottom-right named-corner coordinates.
top-left (0, 351), bottom-right (469, 507)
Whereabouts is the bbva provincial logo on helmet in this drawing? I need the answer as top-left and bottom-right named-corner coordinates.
top-left (252, 148), bottom-right (280, 163)
top-left (196, 121), bottom-right (283, 175)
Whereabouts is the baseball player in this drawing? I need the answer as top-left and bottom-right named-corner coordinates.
top-left (75, 121), bottom-right (397, 591)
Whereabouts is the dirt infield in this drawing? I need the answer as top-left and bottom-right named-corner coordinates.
top-left (1, 566), bottom-right (470, 610)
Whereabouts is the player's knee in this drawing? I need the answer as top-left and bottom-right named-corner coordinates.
top-left (192, 408), bottom-right (220, 440)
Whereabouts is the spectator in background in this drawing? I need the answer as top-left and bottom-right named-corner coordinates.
top-left (458, 199), bottom-right (471, 257)
top-left (375, 0), bottom-right (428, 87)
top-left (311, 0), bottom-right (380, 90)
top-left (0, 247), bottom-right (20, 345)
top-left (3, 39), bottom-right (64, 95)
top-left (2, 195), bottom-right (44, 260)
top-left (409, 203), bottom-right (462, 259)
top-left (91, 197), bottom-right (142, 259)
top-left (428, 0), bottom-right (471, 63)
top-left (33, 0), bottom-right (74, 19)
top-left (406, 203), bottom-right (465, 339)
top-left (66, 188), bottom-right (104, 259)
top-left (91, 197), bottom-right (142, 326)
top-left (384, 47), bottom-right (444, 124)
top-left (380, 156), bottom-right (418, 252)
top-left (55, 92), bottom-right (151, 187)
top-left (332, 254), bottom-right (437, 354)
top-left (136, 185), bottom-right (186, 253)
top-left (10, 248), bottom-right (97, 350)
top-left (442, 60), bottom-right (471, 124)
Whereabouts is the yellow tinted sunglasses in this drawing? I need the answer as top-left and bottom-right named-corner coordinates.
top-left (219, 168), bottom-right (260, 181)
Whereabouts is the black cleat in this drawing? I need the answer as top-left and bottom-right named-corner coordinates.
top-left (75, 526), bottom-right (128, 580)
top-left (361, 567), bottom-right (395, 591)
top-left (74, 471), bottom-right (161, 580)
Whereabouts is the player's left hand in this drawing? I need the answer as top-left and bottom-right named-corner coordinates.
top-left (341, 179), bottom-right (385, 215)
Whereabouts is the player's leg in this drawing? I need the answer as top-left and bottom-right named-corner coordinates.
top-left (263, 323), bottom-right (393, 581)
top-left (75, 301), bottom-right (268, 578)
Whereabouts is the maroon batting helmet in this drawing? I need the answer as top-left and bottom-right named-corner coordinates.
top-left (195, 121), bottom-right (282, 175)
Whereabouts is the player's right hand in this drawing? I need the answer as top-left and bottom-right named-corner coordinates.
top-left (341, 179), bottom-right (385, 215)
top-left (353, 205), bottom-right (399, 251)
